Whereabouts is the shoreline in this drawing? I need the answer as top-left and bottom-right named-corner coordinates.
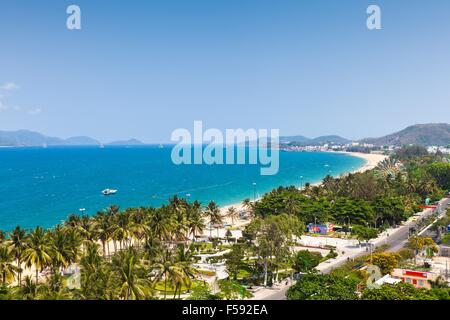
top-left (340, 151), bottom-right (388, 174)
top-left (216, 151), bottom-right (388, 227)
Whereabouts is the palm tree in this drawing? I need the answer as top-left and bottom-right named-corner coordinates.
top-left (110, 212), bottom-right (133, 250)
top-left (174, 245), bottom-right (197, 298)
top-left (187, 210), bottom-right (205, 242)
top-left (48, 226), bottom-right (79, 274)
top-left (128, 208), bottom-right (150, 249)
top-left (78, 242), bottom-right (110, 300)
top-left (7, 226), bottom-right (28, 285)
top-left (80, 242), bottom-right (102, 269)
top-left (16, 275), bottom-right (41, 300)
top-left (39, 273), bottom-right (74, 300)
top-left (226, 206), bottom-right (239, 225)
top-left (205, 201), bottom-right (222, 238)
top-left (64, 213), bottom-right (81, 229)
top-left (303, 182), bottom-right (311, 194)
top-left (172, 207), bottom-right (189, 242)
top-left (22, 227), bottom-right (52, 284)
top-left (107, 205), bottom-right (120, 216)
top-left (110, 248), bottom-right (149, 300)
top-left (375, 158), bottom-right (405, 182)
top-left (0, 245), bottom-right (18, 285)
top-left (93, 212), bottom-right (112, 257)
top-left (242, 198), bottom-right (255, 219)
top-left (76, 215), bottom-right (96, 243)
top-left (147, 208), bottom-right (171, 242)
top-left (151, 248), bottom-right (181, 299)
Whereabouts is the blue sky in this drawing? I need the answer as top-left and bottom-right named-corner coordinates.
top-left (1, 0), bottom-right (449, 143)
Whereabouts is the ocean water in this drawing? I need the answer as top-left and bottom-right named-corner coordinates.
top-left (0, 146), bottom-right (365, 230)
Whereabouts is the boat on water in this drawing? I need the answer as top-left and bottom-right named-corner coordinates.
top-left (102, 189), bottom-right (118, 196)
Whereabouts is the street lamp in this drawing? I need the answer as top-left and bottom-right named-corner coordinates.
top-left (300, 176), bottom-right (304, 190)
top-left (252, 182), bottom-right (257, 202)
top-left (79, 208), bottom-right (86, 215)
top-left (346, 216), bottom-right (351, 236)
top-left (314, 216), bottom-right (317, 234)
top-left (186, 193), bottom-right (191, 203)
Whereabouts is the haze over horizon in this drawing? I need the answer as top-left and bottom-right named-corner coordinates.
top-left (1, 0), bottom-right (450, 143)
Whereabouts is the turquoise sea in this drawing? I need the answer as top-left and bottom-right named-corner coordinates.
top-left (0, 146), bottom-right (365, 230)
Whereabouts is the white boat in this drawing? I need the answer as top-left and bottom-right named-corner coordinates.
top-left (102, 189), bottom-right (118, 196)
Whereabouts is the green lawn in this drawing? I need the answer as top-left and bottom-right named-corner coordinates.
top-left (154, 280), bottom-right (203, 294)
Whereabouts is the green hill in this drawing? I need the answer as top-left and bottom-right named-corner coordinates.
top-left (361, 123), bottom-right (450, 146)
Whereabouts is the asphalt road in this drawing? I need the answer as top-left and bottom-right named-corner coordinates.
top-left (258, 197), bottom-right (450, 300)
top-left (387, 197), bottom-right (450, 252)
top-left (257, 283), bottom-right (291, 300)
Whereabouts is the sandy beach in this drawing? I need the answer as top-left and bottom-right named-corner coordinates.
top-left (211, 151), bottom-right (388, 234)
top-left (342, 151), bottom-right (388, 174)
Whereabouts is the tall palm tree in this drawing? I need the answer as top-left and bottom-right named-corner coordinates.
top-left (242, 198), bottom-right (255, 219)
top-left (148, 208), bottom-right (172, 242)
top-left (173, 245), bottom-right (197, 298)
top-left (107, 205), bottom-right (120, 216)
top-left (226, 206), bottom-right (239, 225)
top-left (93, 212), bottom-right (112, 257)
top-left (48, 226), bottom-right (79, 274)
top-left (128, 207), bottom-right (150, 249)
top-left (205, 201), bottom-right (222, 238)
top-left (187, 210), bottom-right (205, 242)
top-left (0, 245), bottom-right (18, 285)
top-left (110, 212), bottom-right (133, 250)
top-left (303, 182), bottom-right (312, 196)
top-left (14, 275), bottom-right (42, 300)
top-left (375, 158), bottom-right (405, 182)
top-left (7, 226), bottom-right (28, 286)
top-left (78, 242), bottom-right (110, 300)
top-left (151, 248), bottom-right (182, 299)
top-left (22, 227), bottom-right (52, 284)
top-left (168, 196), bottom-right (187, 217)
top-left (111, 248), bottom-right (149, 300)
top-left (76, 215), bottom-right (96, 243)
top-left (172, 207), bottom-right (189, 242)
top-left (64, 214), bottom-right (81, 229)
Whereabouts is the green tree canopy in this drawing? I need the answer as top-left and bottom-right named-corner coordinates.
top-left (287, 274), bottom-right (359, 300)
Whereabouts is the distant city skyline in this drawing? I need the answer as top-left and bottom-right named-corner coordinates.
top-left (1, 0), bottom-right (450, 143)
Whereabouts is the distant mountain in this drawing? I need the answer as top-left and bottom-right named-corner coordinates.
top-left (0, 130), bottom-right (65, 146)
top-left (280, 134), bottom-right (350, 146)
top-left (0, 130), bottom-right (143, 147)
top-left (310, 135), bottom-right (351, 145)
top-left (106, 138), bottom-right (145, 146)
top-left (279, 135), bottom-right (311, 144)
top-left (360, 123), bottom-right (450, 146)
top-left (65, 136), bottom-right (101, 146)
